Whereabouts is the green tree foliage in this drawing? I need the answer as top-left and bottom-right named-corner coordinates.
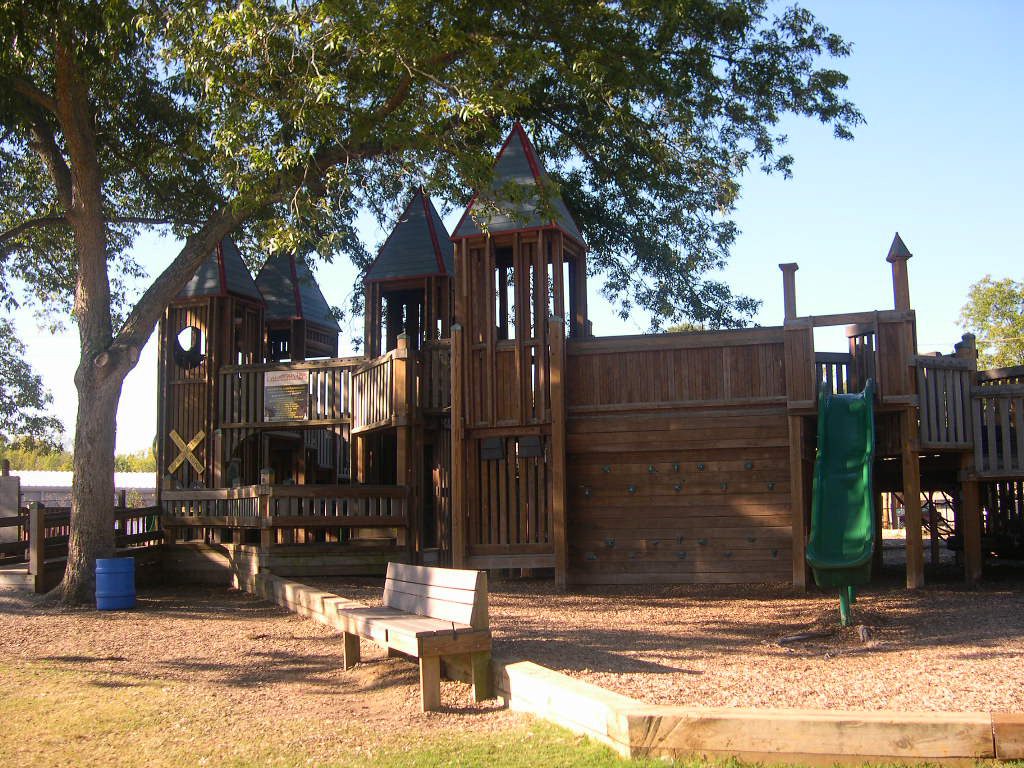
top-left (0, 318), bottom-right (63, 446)
top-left (959, 276), bottom-right (1024, 369)
top-left (114, 448), bottom-right (157, 473)
top-left (0, 436), bottom-right (73, 470)
top-left (0, 0), bottom-right (859, 600)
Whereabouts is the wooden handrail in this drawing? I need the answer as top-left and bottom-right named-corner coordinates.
top-left (220, 357), bottom-right (365, 374)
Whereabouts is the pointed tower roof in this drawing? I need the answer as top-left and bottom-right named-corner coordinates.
top-left (177, 237), bottom-right (263, 302)
top-left (452, 123), bottom-right (584, 246)
top-left (255, 254), bottom-right (340, 331)
top-left (365, 188), bottom-right (454, 282)
top-left (886, 232), bottom-right (913, 262)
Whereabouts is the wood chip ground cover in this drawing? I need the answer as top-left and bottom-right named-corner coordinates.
top-left (313, 571), bottom-right (1024, 713)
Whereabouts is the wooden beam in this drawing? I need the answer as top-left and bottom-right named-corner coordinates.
top-left (959, 453), bottom-right (982, 584)
top-left (450, 323), bottom-right (466, 568)
top-left (548, 316), bottom-right (568, 590)
top-left (787, 415), bottom-right (807, 589)
top-left (901, 408), bottom-right (924, 588)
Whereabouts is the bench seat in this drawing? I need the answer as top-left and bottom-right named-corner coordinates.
top-left (338, 563), bottom-right (492, 711)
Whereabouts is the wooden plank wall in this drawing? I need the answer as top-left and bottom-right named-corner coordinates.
top-left (564, 329), bottom-right (793, 584)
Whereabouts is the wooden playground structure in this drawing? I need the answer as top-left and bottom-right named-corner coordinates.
top-left (152, 124), bottom-right (1024, 592)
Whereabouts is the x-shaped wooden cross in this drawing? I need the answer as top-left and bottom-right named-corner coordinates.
top-left (168, 429), bottom-right (206, 474)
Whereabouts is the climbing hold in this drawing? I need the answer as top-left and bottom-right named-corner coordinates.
top-left (767, 481), bottom-right (776, 491)
top-left (771, 549), bottom-right (779, 559)
top-left (676, 535), bottom-right (685, 544)
top-left (724, 551), bottom-right (733, 558)
top-left (673, 483), bottom-right (683, 492)
top-left (747, 535), bottom-right (756, 543)
top-left (698, 538), bottom-right (708, 546)
top-left (697, 463), bottom-right (706, 472)
top-left (744, 461), bottom-right (754, 470)
top-left (585, 552), bottom-right (598, 561)
top-left (672, 463), bottom-right (680, 472)
top-left (627, 484), bottom-right (637, 494)
top-left (582, 486), bottom-right (592, 498)
top-left (605, 537), bottom-right (616, 548)
top-left (676, 551), bottom-right (687, 560)
top-left (648, 464), bottom-right (657, 473)
top-left (720, 482), bottom-right (728, 491)
top-left (602, 465), bottom-right (611, 473)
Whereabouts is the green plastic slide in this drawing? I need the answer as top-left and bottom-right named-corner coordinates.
top-left (806, 379), bottom-right (876, 626)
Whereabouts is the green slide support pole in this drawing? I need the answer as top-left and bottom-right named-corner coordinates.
top-left (839, 587), bottom-right (851, 627)
top-left (849, 585), bottom-right (857, 605)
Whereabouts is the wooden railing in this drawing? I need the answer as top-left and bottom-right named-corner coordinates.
top-left (352, 352), bottom-right (395, 432)
top-left (815, 352), bottom-right (852, 395)
top-left (218, 358), bottom-right (361, 429)
top-left (421, 340), bottom-right (451, 412)
top-left (978, 365), bottom-right (1024, 387)
top-left (973, 383), bottom-right (1024, 477)
top-left (915, 355), bottom-right (974, 449)
top-left (0, 505), bottom-right (162, 562)
top-left (162, 484), bottom-right (408, 529)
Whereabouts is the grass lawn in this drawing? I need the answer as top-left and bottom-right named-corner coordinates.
top-left (0, 660), bottom-right (662, 768)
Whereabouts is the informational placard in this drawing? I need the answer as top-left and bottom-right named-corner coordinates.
top-left (264, 370), bottom-right (309, 422)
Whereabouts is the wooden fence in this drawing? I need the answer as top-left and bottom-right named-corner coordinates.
top-left (915, 355), bottom-right (974, 449)
top-left (815, 352), bottom-right (853, 395)
top-left (352, 352), bottom-right (396, 432)
top-left (973, 383), bottom-right (1024, 477)
top-left (421, 341), bottom-right (451, 412)
top-left (0, 503), bottom-right (162, 592)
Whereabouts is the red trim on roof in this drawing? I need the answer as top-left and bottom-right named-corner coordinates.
top-left (215, 240), bottom-right (228, 297)
top-left (288, 254), bottom-right (304, 320)
top-left (420, 187), bottom-right (448, 275)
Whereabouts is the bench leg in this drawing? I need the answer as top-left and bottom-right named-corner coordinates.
top-left (470, 651), bottom-right (493, 702)
top-left (342, 632), bottom-right (360, 670)
top-left (419, 655), bottom-right (441, 712)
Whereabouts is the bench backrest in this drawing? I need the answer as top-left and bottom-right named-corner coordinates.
top-left (383, 562), bottom-right (488, 631)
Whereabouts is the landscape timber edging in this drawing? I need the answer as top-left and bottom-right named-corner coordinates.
top-left (250, 572), bottom-right (1024, 765)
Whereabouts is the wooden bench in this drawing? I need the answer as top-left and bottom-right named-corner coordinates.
top-left (336, 562), bottom-right (492, 711)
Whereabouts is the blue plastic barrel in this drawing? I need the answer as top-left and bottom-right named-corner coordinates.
top-left (96, 557), bottom-right (135, 610)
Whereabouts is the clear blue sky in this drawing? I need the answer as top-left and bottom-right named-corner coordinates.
top-left (14, 1), bottom-right (1024, 454)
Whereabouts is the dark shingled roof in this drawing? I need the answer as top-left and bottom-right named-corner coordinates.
top-left (255, 254), bottom-right (340, 331)
top-left (452, 123), bottom-right (584, 245)
top-left (176, 237), bottom-right (263, 302)
top-left (365, 188), bottom-right (453, 282)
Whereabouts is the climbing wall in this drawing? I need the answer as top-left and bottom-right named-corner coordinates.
top-left (564, 329), bottom-right (793, 585)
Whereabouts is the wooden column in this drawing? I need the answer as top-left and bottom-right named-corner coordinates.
top-left (960, 453), bottom-right (983, 584)
top-left (393, 334), bottom-right (416, 559)
top-left (787, 415), bottom-right (808, 589)
top-left (779, 263), bottom-right (799, 321)
top-left (901, 408), bottom-right (924, 588)
top-left (887, 236), bottom-right (913, 312)
top-left (450, 323), bottom-right (466, 568)
top-left (872, 491), bottom-right (884, 574)
top-left (27, 501), bottom-right (45, 594)
top-left (548, 316), bottom-right (568, 590)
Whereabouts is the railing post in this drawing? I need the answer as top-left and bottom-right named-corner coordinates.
top-left (0, 461), bottom-right (20, 551)
top-left (27, 501), bottom-right (45, 593)
top-left (259, 485), bottom-right (274, 550)
top-left (778, 263), bottom-right (799, 322)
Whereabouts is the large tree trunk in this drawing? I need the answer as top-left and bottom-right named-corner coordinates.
top-left (53, 354), bottom-right (126, 603)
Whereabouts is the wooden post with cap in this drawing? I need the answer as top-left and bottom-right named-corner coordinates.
top-left (779, 263), bottom-right (799, 322)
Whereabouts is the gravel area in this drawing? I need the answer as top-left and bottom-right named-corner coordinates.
top-left (312, 568), bottom-right (1024, 713)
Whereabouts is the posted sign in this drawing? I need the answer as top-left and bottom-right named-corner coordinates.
top-left (264, 370), bottom-right (308, 422)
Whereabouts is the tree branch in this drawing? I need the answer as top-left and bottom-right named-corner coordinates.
top-left (0, 214), bottom-right (68, 249)
top-left (114, 140), bottom-right (390, 351)
top-left (26, 119), bottom-right (73, 210)
top-left (10, 75), bottom-right (59, 116)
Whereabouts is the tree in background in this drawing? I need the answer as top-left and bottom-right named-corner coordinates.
top-left (1, 0), bottom-right (860, 601)
top-left (0, 318), bottom-right (63, 448)
top-left (959, 276), bottom-right (1024, 369)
